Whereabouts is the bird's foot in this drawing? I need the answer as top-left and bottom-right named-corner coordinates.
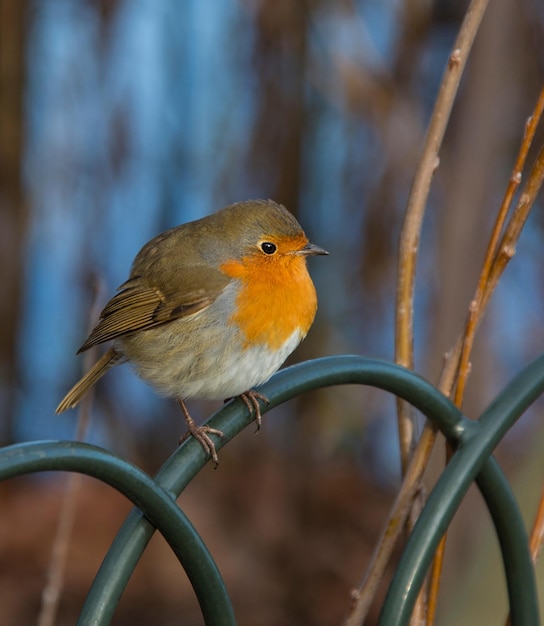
top-left (239, 390), bottom-right (270, 432)
top-left (178, 400), bottom-right (224, 467)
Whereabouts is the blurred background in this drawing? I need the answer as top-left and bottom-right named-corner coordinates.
top-left (1, 0), bottom-right (544, 624)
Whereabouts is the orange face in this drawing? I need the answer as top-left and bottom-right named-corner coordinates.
top-left (220, 233), bottom-right (318, 350)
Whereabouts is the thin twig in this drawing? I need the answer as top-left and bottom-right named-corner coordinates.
top-left (425, 440), bottom-right (454, 623)
top-left (395, 0), bottom-right (490, 476)
top-left (346, 3), bottom-right (489, 625)
top-left (347, 83), bottom-right (544, 626)
top-left (503, 482), bottom-right (544, 626)
top-left (453, 88), bottom-right (544, 407)
top-left (345, 422), bottom-right (438, 625)
top-left (38, 277), bottom-right (103, 626)
top-left (427, 91), bottom-right (544, 624)
top-left (529, 485), bottom-right (544, 562)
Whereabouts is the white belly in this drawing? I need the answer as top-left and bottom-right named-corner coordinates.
top-left (116, 289), bottom-right (305, 401)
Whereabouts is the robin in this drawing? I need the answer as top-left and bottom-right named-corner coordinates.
top-left (56, 199), bottom-right (328, 465)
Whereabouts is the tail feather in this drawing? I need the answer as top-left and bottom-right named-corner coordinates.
top-left (56, 347), bottom-right (121, 413)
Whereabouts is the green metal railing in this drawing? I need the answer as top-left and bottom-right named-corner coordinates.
top-left (0, 355), bottom-right (542, 625)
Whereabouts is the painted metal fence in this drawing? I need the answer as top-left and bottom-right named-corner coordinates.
top-left (0, 355), bottom-right (542, 625)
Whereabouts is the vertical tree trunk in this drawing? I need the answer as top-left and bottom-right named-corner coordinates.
top-left (0, 0), bottom-right (28, 443)
top-left (248, 0), bottom-right (309, 213)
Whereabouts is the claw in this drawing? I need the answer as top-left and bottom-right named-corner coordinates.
top-left (239, 390), bottom-right (270, 432)
top-left (178, 400), bottom-right (224, 467)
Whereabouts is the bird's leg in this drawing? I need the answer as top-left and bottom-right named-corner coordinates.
top-left (178, 399), bottom-right (224, 467)
top-left (239, 390), bottom-right (270, 432)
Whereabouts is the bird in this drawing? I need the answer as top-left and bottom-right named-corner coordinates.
top-left (56, 199), bottom-right (328, 465)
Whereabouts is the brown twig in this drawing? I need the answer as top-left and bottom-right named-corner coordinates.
top-left (503, 481), bottom-right (544, 625)
top-left (345, 430), bottom-right (437, 626)
top-left (38, 400), bottom-right (95, 626)
top-left (346, 3), bottom-right (490, 624)
top-left (37, 277), bottom-right (103, 626)
top-left (395, 0), bottom-right (490, 477)
top-left (426, 439), bottom-right (454, 624)
top-left (502, 483), bottom-right (544, 626)
top-left (529, 485), bottom-right (544, 562)
top-left (427, 90), bottom-right (544, 624)
top-left (346, 50), bottom-right (544, 626)
top-left (453, 88), bottom-right (544, 407)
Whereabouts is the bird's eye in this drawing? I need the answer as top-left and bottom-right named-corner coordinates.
top-left (260, 241), bottom-right (277, 255)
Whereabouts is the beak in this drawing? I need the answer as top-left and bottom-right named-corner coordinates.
top-left (297, 242), bottom-right (329, 256)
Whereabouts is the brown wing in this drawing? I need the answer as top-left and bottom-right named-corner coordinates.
top-left (78, 266), bottom-right (230, 353)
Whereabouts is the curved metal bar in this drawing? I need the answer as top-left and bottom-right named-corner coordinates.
top-left (162, 356), bottom-right (473, 495)
top-left (379, 353), bottom-right (544, 625)
top-left (81, 356), bottom-right (472, 624)
top-left (3, 356), bottom-right (538, 625)
top-left (379, 456), bottom-right (537, 626)
top-left (0, 440), bottom-right (235, 626)
top-left (476, 458), bottom-right (537, 624)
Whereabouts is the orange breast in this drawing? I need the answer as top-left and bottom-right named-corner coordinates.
top-left (220, 250), bottom-right (318, 350)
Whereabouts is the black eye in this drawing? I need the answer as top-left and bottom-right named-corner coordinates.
top-left (260, 241), bottom-right (277, 255)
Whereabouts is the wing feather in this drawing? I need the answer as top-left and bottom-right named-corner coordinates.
top-left (78, 274), bottom-right (224, 353)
